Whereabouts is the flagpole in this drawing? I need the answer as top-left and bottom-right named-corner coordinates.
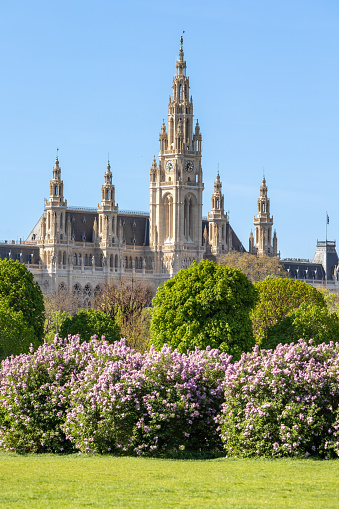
top-left (325, 212), bottom-right (329, 287)
top-left (326, 211), bottom-right (328, 244)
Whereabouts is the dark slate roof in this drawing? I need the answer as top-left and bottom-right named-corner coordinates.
top-left (0, 243), bottom-right (40, 264)
top-left (281, 260), bottom-right (326, 281)
top-left (119, 213), bottom-right (149, 246)
top-left (67, 210), bottom-right (96, 243)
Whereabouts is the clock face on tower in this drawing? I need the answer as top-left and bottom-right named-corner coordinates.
top-left (185, 160), bottom-right (194, 173)
top-left (166, 160), bottom-right (174, 172)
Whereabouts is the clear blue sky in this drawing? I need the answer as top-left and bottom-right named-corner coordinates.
top-left (1, 0), bottom-right (338, 260)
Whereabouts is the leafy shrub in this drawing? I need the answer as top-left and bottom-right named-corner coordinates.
top-left (0, 301), bottom-right (39, 360)
top-left (0, 259), bottom-right (45, 342)
top-left (251, 277), bottom-right (326, 345)
top-left (219, 340), bottom-right (339, 458)
top-left (59, 309), bottom-right (120, 343)
top-left (0, 336), bottom-right (99, 453)
top-left (63, 343), bottom-right (232, 456)
top-left (0, 336), bottom-right (232, 456)
top-left (264, 303), bottom-right (339, 349)
top-left (151, 259), bottom-right (257, 359)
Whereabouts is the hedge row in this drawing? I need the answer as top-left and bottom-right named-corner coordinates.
top-left (0, 337), bottom-right (339, 458)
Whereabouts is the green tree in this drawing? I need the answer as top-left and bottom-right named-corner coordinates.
top-left (315, 287), bottom-right (339, 315)
top-left (251, 277), bottom-right (326, 345)
top-left (264, 302), bottom-right (339, 349)
top-left (0, 258), bottom-right (45, 342)
top-left (0, 301), bottom-right (39, 360)
top-left (219, 252), bottom-right (288, 282)
top-left (151, 259), bottom-right (258, 359)
top-left (59, 308), bottom-right (121, 343)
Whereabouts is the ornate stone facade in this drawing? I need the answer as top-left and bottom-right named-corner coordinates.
top-left (0, 40), bottom-right (244, 302)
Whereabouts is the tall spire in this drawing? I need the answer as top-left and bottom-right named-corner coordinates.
top-left (149, 39), bottom-right (205, 273)
top-left (251, 176), bottom-right (277, 257)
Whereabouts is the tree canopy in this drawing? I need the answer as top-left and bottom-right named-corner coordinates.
top-left (59, 309), bottom-right (121, 343)
top-left (264, 302), bottom-right (339, 349)
top-left (219, 252), bottom-right (288, 282)
top-left (0, 301), bottom-right (39, 360)
top-left (0, 258), bottom-right (45, 342)
top-left (151, 259), bottom-right (258, 359)
top-left (251, 277), bottom-right (326, 345)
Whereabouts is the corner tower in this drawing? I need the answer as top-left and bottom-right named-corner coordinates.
top-left (97, 159), bottom-right (118, 245)
top-left (207, 172), bottom-right (230, 255)
top-left (44, 155), bottom-right (67, 243)
top-left (250, 177), bottom-right (278, 257)
top-left (150, 37), bottom-right (204, 276)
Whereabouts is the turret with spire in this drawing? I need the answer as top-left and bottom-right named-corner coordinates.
top-left (98, 157), bottom-right (118, 244)
top-left (207, 171), bottom-right (229, 255)
top-left (250, 176), bottom-right (278, 257)
top-left (44, 153), bottom-right (67, 243)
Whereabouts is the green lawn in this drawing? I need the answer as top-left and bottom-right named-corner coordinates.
top-left (0, 453), bottom-right (338, 508)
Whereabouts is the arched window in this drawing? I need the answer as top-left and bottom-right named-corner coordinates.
top-left (58, 282), bottom-right (67, 293)
top-left (73, 283), bottom-right (82, 296)
top-left (164, 194), bottom-right (173, 241)
top-left (184, 196), bottom-right (193, 240)
top-left (83, 284), bottom-right (92, 297)
top-left (115, 254), bottom-right (119, 268)
top-left (179, 84), bottom-right (183, 101)
top-left (73, 253), bottom-right (77, 266)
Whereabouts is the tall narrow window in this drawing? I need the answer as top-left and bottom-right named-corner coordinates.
top-left (184, 196), bottom-right (193, 240)
top-left (164, 195), bottom-right (173, 241)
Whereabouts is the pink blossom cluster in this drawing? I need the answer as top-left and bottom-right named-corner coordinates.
top-left (219, 340), bottom-right (339, 458)
top-left (0, 336), bottom-right (231, 455)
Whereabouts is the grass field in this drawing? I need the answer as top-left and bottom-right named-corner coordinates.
top-left (0, 453), bottom-right (338, 508)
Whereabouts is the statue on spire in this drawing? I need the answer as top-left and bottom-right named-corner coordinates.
top-left (180, 31), bottom-right (185, 53)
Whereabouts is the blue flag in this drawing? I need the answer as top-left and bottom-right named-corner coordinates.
top-left (327, 214), bottom-right (330, 225)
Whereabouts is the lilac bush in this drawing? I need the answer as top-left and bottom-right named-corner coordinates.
top-left (0, 336), bottom-right (232, 456)
top-left (64, 344), bottom-right (232, 455)
top-left (0, 335), bottom-right (126, 453)
top-left (219, 340), bottom-right (339, 458)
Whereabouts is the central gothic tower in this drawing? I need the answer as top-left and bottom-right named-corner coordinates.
top-left (150, 37), bottom-right (205, 277)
